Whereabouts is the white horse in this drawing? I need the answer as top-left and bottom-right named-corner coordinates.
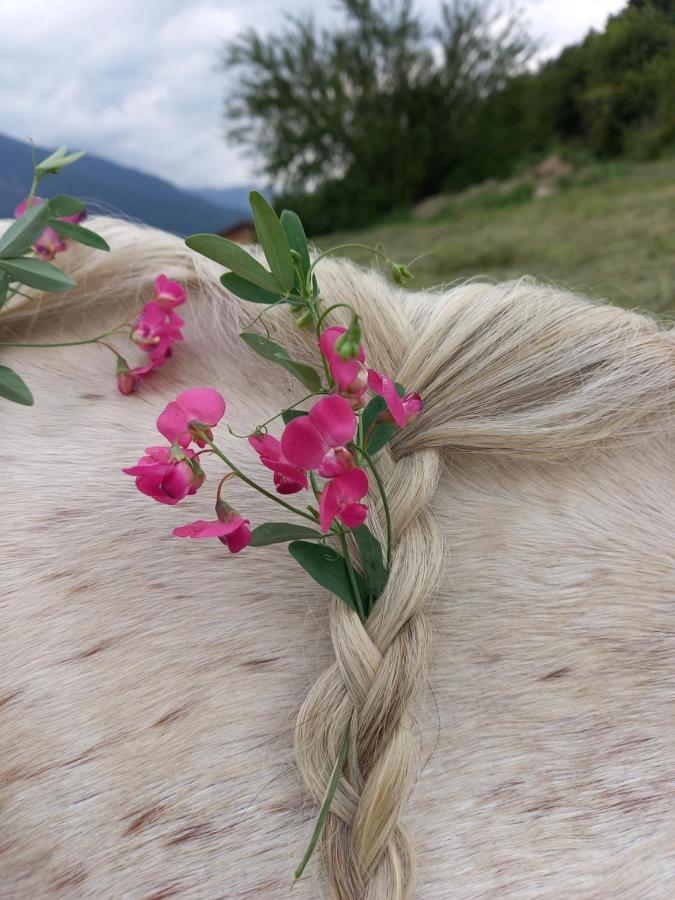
top-left (1, 218), bottom-right (674, 899)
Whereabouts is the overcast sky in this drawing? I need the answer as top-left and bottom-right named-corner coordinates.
top-left (1, 0), bottom-right (626, 189)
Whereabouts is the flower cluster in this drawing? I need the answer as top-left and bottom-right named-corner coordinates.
top-left (124, 323), bottom-right (421, 552)
top-left (116, 275), bottom-right (186, 394)
top-left (15, 196), bottom-right (86, 261)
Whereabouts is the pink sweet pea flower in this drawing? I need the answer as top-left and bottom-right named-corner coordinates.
top-left (376, 391), bottom-right (423, 425)
top-left (33, 225), bottom-right (67, 261)
top-left (173, 500), bottom-right (251, 553)
top-left (320, 326), bottom-right (368, 405)
top-left (153, 274), bottom-right (186, 308)
top-left (281, 394), bottom-right (357, 477)
top-left (319, 467), bottom-right (369, 532)
top-left (157, 388), bottom-right (226, 448)
top-left (367, 369), bottom-right (407, 428)
top-left (14, 196), bottom-right (86, 260)
top-left (132, 302), bottom-right (184, 364)
top-left (59, 208), bottom-right (87, 225)
top-left (248, 433), bottom-right (308, 494)
top-left (122, 445), bottom-right (204, 505)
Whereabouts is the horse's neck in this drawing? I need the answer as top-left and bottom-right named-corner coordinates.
top-left (419, 446), bottom-right (675, 896)
top-left (3, 329), bottom-right (675, 895)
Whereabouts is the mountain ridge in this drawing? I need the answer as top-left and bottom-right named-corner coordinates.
top-left (0, 134), bottom-right (248, 236)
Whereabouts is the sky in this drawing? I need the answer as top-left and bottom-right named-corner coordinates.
top-left (0, 0), bottom-right (626, 190)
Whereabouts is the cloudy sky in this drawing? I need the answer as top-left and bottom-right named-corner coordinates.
top-left (1, 0), bottom-right (625, 189)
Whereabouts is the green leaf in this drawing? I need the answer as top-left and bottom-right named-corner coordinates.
top-left (36, 147), bottom-right (85, 173)
top-left (353, 524), bottom-right (386, 604)
top-left (0, 273), bottom-right (9, 310)
top-left (362, 382), bottom-right (407, 455)
top-left (49, 219), bottom-right (110, 251)
top-left (240, 332), bottom-right (322, 391)
top-left (185, 233), bottom-right (280, 293)
top-left (47, 195), bottom-right (86, 217)
top-left (220, 272), bottom-right (284, 305)
top-left (280, 209), bottom-right (311, 276)
top-left (288, 541), bottom-right (367, 613)
top-left (0, 365), bottom-right (33, 405)
top-left (35, 144), bottom-right (67, 170)
top-left (281, 408), bottom-right (308, 424)
top-left (0, 203), bottom-right (51, 258)
top-left (0, 257), bottom-right (76, 292)
top-left (250, 522), bottom-right (322, 547)
top-left (249, 191), bottom-right (294, 293)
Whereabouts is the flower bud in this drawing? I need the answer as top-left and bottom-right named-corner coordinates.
top-left (390, 262), bottom-right (413, 285)
top-left (294, 306), bottom-right (314, 329)
top-left (115, 355), bottom-right (140, 395)
top-left (334, 315), bottom-right (362, 361)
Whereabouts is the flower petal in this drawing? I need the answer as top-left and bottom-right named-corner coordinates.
top-left (155, 274), bottom-right (186, 306)
top-left (157, 400), bottom-right (191, 447)
top-left (338, 502), bottom-right (368, 530)
top-left (309, 394), bottom-right (356, 447)
top-left (176, 388), bottom-right (226, 426)
top-left (335, 466), bottom-right (369, 502)
top-left (368, 369), bottom-right (406, 428)
top-left (223, 520), bottom-right (252, 553)
top-left (248, 433), bottom-right (283, 462)
top-left (281, 415), bottom-right (326, 469)
top-left (319, 479), bottom-right (342, 532)
top-left (173, 518), bottom-right (242, 538)
top-left (320, 326), bottom-right (365, 392)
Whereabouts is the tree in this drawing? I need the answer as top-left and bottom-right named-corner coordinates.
top-left (222, 0), bottom-right (534, 231)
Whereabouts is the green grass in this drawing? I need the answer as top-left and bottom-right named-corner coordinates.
top-left (319, 158), bottom-right (675, 319)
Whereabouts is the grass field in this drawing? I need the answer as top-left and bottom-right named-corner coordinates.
top-left (321, 157), bottom-right (675, 319)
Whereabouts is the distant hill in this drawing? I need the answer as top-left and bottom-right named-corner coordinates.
top-left (192, 185), bottom-right (272, 216)
top-left (0, 133), bottom-right (243, 237)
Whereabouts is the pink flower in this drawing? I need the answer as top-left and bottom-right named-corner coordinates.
top-left (115, 356), bottom-right (141, 395)
top-left (14, 196), bottom-right (86, 260)
top-left (367, 370), bottom-right (407, 428)
top-left (132, 302), bottom-right (184, 367)
top-left (59, 208), bottom-right (87, 225)
top-left (157, 388), bottom-right (226, 448)
top-left (122, 445), bottom-right (204, 505)
top-left (376, 391), bottom-right (422, 425)
top-left (248, 433), bottom-right (308, 494)
top-left (320, 327), bottom-right (368, 405)
top-left (153, 274), bottom-right (186, 308)
top-left (319, 468), bottom-right (369, 532)
top-left (281, 395), bottom-right (357, 477)
top-left (33, 225), bottom-right (67, 261)
top-left (173, 501), bottom-right (251, 553)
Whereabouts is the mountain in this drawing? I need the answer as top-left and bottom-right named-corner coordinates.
top-left (191, 185), bottom-right (272, 216)
top-left (0, 133), bottom-right (243, 237)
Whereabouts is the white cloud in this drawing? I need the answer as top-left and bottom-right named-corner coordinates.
top-left (0, 0), bottom-right (627, 189)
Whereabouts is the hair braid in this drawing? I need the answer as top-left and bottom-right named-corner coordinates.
top-left (295, 444), bottom-right (444, 898)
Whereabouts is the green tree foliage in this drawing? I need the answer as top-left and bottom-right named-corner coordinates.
top-left (223, 0), bottom-right (533, 231)
top-left (222, 0), bottom-right (675, 233)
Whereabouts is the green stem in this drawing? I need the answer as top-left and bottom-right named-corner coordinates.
top-left (358, 446), bottom-right (393, 570)
top-left (26, 172), bottom-right (41, 209)
top-left (315, 302), bottom-right (356, 338)
top-left (0, 321), bottom-right (129, 349)
top-left (305, 244), bottom-right (390, 294)
top-left (256, 391), bottom-right (326, 431)
top-left (204, 437), bottom-right (318, 524)
top-left (339, 531), bottom-right (366, 623)
top-left (309, 471), bottom-right (322, 504)
top-left (293, 727), bottom-right (350, 883)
